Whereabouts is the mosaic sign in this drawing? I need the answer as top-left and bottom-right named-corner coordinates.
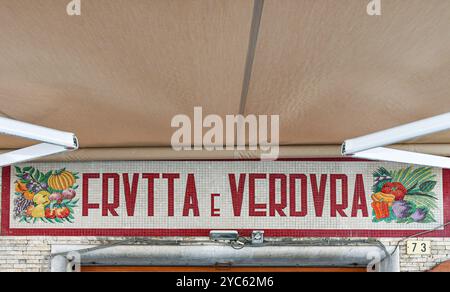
top-left (1, 160), bottom-right (449, 237)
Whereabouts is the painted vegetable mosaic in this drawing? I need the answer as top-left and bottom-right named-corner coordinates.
top-left (13, 166), bottom-right (79, 224)
top-left (372, 166), bottom-right (437, 223)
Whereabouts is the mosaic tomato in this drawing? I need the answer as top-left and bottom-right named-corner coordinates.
top-left (381, 182), bottom-right (407, 201)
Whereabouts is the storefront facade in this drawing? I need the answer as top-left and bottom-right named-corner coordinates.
top-left (0, 159), bottom-right (449, 272)
top-left (1, 0), bottom-right (450, 274)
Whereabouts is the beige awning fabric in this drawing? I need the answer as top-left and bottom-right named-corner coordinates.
top-left (0, 0), bottom-right (449, 160)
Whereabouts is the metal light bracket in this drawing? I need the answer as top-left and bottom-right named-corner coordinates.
top-left (251, 230), bottom-right (264, 245)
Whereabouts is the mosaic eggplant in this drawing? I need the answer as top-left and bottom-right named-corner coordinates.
top-left (411, 208), bottom-right (427, 222)
top-left (392, 201), bottom-right (411, 219)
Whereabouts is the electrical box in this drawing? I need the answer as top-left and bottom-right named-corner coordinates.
top-left (209, 230), bottom-right (239, 241)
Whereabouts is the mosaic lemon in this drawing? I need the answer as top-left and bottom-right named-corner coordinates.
top-left (33, 191), bottom-right (51, 206)
top-left (31, 205), bottom-right (45, 218)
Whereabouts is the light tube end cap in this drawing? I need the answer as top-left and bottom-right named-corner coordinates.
top-left (68, 135), bottom-right (79, 150)
top-left (341, 142), bottom-right (349, 156)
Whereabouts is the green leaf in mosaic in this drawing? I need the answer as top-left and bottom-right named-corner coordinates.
top-left (373, 167), bottom-right (391, 178)
top-left (405, 195), bottom-right (437, 211)
top-left (394, 167), bottom-right (436, 191)
top-left (44, 171), bottom-right (52, 179)
top-left (398, 166), bottom-right (412, 184)
top-left (419, 181), bottom-right (437, 193)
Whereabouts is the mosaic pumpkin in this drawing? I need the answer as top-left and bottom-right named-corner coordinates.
top-left (48, 170), bottom-right (76, 191)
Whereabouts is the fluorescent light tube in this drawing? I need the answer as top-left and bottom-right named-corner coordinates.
top-left (0, 143), bottom-right (69, 166)
top-left (0, 117), bottom-right (78, 167)
top-left (0, 117), bottom-right (77, 149)
top-left (342, 112), bottom-right (450, 168)
top-left (343, 112), bottom-right (450, 155)
top-left (351, 147), bottom-right (450, 169)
